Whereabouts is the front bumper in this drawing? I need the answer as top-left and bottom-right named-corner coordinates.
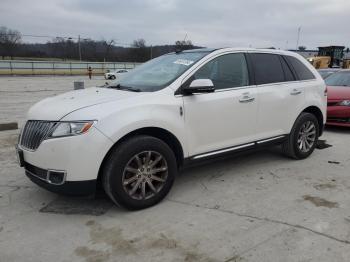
top-left (25, 164), bottom-right (96, 195)
top-left (18, 126), bottom-right (114, 195)
top-left (104, 74), bottom-right (114, 79)
top-left (326, 106), bottom-right (350, 127)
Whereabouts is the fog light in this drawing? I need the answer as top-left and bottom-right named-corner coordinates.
top-left (47, 170), bottom-right (66, 185)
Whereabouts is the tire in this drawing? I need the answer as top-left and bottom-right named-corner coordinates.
top-left (282, 112), bottom-right (319, 159)
top-left (102, 135), bottom-right (177, 210)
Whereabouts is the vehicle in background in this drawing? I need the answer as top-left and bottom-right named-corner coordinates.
top-left (325, 70), bottom-right (350, 127)
top-left (307, 56), bottom-right (331, 69)
top-left (318, 68), bottom-right (341, 79)
top-left (307, 46), bottom-right (346, 69)
top-left (17, 48), bottom-right (326, 210)
top-left (105, 69), bottom-right (129, 80)
top-left (343, 59), bottom-right (350, 69)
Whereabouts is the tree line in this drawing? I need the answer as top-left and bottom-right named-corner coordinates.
top-left (0, 26), bottom-right (199, 62)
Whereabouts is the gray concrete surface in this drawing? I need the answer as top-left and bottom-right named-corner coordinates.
top-left (0, 76), bottom-right (106, 127)
top-left (1, 76), bottom-right (350, 262)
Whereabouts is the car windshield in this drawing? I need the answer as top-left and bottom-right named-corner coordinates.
top-left (109, 51), bottom-right (210, 92)
top-left (325, 71), bottom-right (350, 87)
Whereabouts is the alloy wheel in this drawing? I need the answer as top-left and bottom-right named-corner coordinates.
top-left (297, 121), bottom-right (316, 153)
top-left (122, 151), bottom-right (168, 200)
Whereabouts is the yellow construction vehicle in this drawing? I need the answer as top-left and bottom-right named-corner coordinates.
top-left (307, 56), bottom-right (331, 69)
top-left (343, 59), bottom-right (350, 69)
top-left (307, 46), bottom-right (345, 69)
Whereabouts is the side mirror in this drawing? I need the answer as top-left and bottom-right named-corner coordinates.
top-left (183, 79), bottom-right (215, 95)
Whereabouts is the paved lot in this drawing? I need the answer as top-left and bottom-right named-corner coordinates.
top-left (0, 76), bottom-right (105, 127)
top-left (0, 76), bottom-right (350, 262)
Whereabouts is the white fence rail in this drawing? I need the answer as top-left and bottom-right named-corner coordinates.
top-left (0, 60), bottom-right (141, 75)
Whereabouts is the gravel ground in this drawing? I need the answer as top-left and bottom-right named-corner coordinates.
top-left (0, 76), bottom-right (350, 262)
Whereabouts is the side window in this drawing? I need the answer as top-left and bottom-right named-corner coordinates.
top-left (285, 56), bottom-right (316, 80)
top-left (193, 53), bottom-right (249, 90)
top-left (250, 53), bottom-right (285, 85)
top-left (280, 56), bottom-right (295, 81)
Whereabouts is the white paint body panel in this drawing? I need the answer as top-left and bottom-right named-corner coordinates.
top-left (20, 48), bottom-right (327, 183)
top-left (183, 86), bottom-right (258, 156)
top-left (20, 127), bottom-right (113, 181)
top-left (256, 80), bottom-right (306, 139)
top-left (27, 87), bottom-right (141, 121)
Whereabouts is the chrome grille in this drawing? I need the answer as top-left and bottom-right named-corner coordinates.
top-left (20, 121), bottom-right (56, 151)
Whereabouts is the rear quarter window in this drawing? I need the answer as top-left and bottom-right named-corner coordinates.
top-left (285, 56), bottom-right (316, 80)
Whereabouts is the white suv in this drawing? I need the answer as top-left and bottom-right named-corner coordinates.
top-left (17, 48), bottom-right (327, 210)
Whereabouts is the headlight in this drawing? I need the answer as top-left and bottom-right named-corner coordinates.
top-left (49, 121), bottom-right (94, 138)
top-left (337, 100), bottom-right (350, 106)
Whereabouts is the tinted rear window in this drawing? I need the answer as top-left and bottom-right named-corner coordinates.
top-left (250, 53), bottom-right (285, 85)
top-left (285, 56), bottom-right (316, 80)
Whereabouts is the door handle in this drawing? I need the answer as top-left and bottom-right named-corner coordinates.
top-left (290, 89), bottom-right (302, 95)
top-left (239, 96), bottom-right (255, 103)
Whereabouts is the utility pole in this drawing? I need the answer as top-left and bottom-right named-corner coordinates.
top-left (105, 39), bottom-right (115, 62)
top-left (296, 27), bottom-right (301, 50)
top-left (78, 35), bottom-right (82, 61)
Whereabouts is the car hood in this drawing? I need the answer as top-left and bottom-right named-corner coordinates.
top-left (327, 85), bottom-right (350, 101)
top-left (27, 87), bottom-right (142, 120)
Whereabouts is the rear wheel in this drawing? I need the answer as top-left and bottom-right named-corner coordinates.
top-left (282, 112), bottom-right (319, 159)
top-left (102, 135), bottom-right (177, 210)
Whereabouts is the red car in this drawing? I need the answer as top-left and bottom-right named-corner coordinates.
top-left (325, 70), bottom-right (350, 127)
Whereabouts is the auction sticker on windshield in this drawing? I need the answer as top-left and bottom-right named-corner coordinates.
top-left (174, 59), bottom-right (194, 66)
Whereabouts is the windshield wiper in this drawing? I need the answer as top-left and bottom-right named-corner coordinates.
top-left (107, 83), bottom-right (141, 92)
top-left (122, 87), bottom-right (142, 92)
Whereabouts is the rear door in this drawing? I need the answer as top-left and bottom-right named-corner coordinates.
top-left (249, 53), bottom-right (306, 139)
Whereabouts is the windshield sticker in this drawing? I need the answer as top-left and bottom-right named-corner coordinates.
top-left (174, 59), bottom-right (194, 66)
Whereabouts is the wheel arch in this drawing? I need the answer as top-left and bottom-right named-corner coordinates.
top-left (96, 127), bottom-right (184, 186)
top-left (300, 106), bottom-right (324, 136)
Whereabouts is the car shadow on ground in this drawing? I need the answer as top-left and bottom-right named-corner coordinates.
top-left (39, 193), bottom-right (114, 216)
top-left (39, 140), bottom-right (334, 216)
top-left (179, 146), bottom-right (283, 176)
top-left (40, 147), bottom-right (285, 215)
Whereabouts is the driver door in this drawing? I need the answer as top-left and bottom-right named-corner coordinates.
top-left (182, 53), bottom-right (258, 157)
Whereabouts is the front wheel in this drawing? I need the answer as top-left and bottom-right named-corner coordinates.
top-left (282, 112), bottom-right (319, 159)
top-left (102, 136), bottom-right (177, 210)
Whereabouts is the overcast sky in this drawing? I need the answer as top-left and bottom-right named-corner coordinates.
top-left (1, 0), bottom-right (349, 49)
